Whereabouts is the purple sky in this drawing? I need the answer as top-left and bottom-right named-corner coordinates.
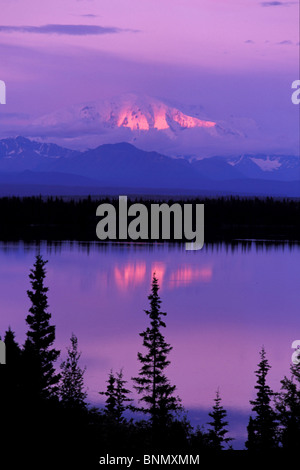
top-left (0, 0), bottom-right (299, 153)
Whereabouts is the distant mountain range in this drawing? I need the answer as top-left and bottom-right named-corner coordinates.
top-left (0, 136), bottom-right (298, 197)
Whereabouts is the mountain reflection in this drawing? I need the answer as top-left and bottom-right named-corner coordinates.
top-left (113, 261), bottom-right (212, 291)
top-left (169, 266), bottom-right (212, 287)
top-left (114, 262), bottom-right (146, 290)
top-left (151, 262), bottom-right (166, 288)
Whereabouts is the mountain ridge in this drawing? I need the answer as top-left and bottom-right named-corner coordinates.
top-left (0, 136), bottom-right (298, 196)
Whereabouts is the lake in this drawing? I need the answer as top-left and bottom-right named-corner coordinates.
top-left (0, 240), bottom-right (299, 448)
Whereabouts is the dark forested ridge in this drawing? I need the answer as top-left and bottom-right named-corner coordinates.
top-left (1, 255), bottom-right (299, 466)
top-left (0, 195), bottom-right (299, 242)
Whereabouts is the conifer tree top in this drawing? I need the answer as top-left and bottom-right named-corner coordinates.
top-left (132, 274), bottom-right (181, 428)
top-left (24, 254), bottom-right (60, 399)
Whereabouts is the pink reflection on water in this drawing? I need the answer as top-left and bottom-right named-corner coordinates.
top-left (169, 265), bottom-right (212, 287)
top-left (113, 260), bottom-right (212, 292)
top-left (114, 262), bottom-right (146, 291)
top-left (151, 262), bottom-right (166, 288)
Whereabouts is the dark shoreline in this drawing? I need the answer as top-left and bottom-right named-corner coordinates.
top-left (0, 195), bottom-right (299, 243)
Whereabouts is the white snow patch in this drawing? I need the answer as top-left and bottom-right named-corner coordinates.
top-left (250, 156), bottom-right (282, 172)
top-left (228, 156), bottom-right (244, 166)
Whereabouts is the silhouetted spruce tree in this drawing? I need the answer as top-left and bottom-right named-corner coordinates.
top-left (0, 327), bottom-right (22, 420)
top-left (59, 333), bottom-right (87, 409)
top-left (115, 369), bottom-right (132, 423)
top-left (23, 254), bottom-right (60, 400)
top-left (246, 417), bottom-right (256, 451)
top-left (246, 347), bottom-right (278, 450)
top-left (4, 327), bottom-right (22, 390)
top-left (190, 425), bottom-right (212, 451)
top-left (275, 361), bottom-right (300, 449)
top-left (100, 370), bottom-right (117, 420)
top-left (132, 274), bottom-right (181, 431)
top-left (4, 327), bottom-right (22, 368)
top-left (100, 369), bottom-right (132, 423)
top-left (207, 389), bottom-right (232, 450)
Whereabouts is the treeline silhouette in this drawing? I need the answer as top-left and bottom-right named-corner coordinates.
top-left (0, 255), bottom-right (299, 466)
top-left (0, 195), bottom-right (299, 242)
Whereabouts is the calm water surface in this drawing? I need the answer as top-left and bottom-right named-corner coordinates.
top-left (0, 241), bottom-right (299, 445)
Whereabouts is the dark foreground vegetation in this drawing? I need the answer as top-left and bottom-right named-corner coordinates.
top-left (1, 255), bottom-right (300, 466)
top-left (0, 195), bottom-right (299, 242)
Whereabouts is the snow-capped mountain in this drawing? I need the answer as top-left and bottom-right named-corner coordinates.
top-left (191, 154), bottom-right (300, 181)
top-left (2, 93), bottom-right (298, 157)
top-left (28, 93), bottom-right (236, 154)
top-left (33, 93), bottom-right (216, 134)
top-left (18, 92), bottom-right (296, 158)
top-left (30, 93), bottom-right (291, 158)
top-left (226, 154), bottom-right (300, 181)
